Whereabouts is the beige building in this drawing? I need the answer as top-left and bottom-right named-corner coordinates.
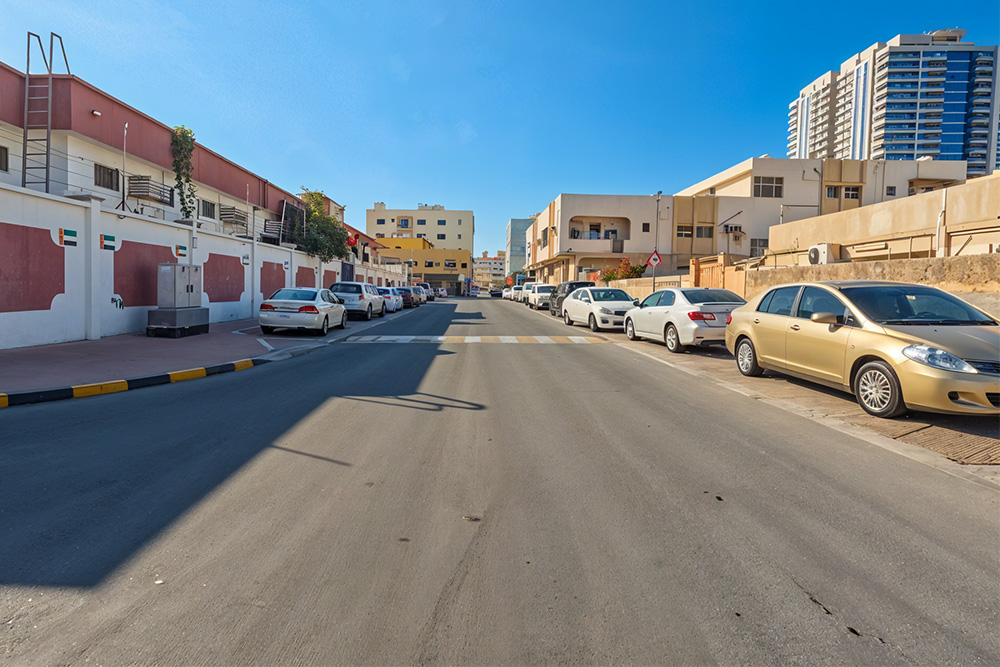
top-left (366, 203), bottom-right (474, 253)
top-left (376, 237), bottom-right (473, 295)
top-left (675, 156), bottom-right (967, 259)
top-left (473, 251), bottom-right (505, 288)
top-left (524, 194), bottom-right (675, 285)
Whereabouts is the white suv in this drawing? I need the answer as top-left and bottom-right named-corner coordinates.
top-left (519, 282), bottom-right (537, 303)
top-left (329, 282), bottom-right (386, 320)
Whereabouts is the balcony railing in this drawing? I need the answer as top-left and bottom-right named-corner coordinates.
top-left (219, 205), bottom-right (248, 226)
top-left (127, 176), bottom-right (174, 206)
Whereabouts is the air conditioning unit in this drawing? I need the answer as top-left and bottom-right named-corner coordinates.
top-left (808, 243), bottom-right (841, 265)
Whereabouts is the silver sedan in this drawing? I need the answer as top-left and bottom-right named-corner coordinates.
top-left (259, 287), bottom-right (347, 336)
top-left (624, 287), bottom-right (745, 352)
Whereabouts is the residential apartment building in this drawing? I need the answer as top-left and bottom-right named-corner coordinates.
top-left (473, 251), bottom-right (505, 288)
top-left (376, 237), bottom-right (473, 295)
top-left (366, 203), bottom-right (474, 254)
top-left (787, 29), bottom-right (998, 178)
top-left (524, 194), bottom-right (674, 285)
top-left (675, 156), bottom-right (967, 259)
top-left (504, 217), bottom-right (533, 277)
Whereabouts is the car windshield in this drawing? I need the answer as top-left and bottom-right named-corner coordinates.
top-left (269, 289), bottom-right (316, 301)
top-left (537, 286), bottom-right (553, 293)
top-left (591, 289), bottom-right (631, 302)
top-left (840, 285), bottom-right (996, 325)
top-left (682, 289), bottom-right (745, 304)
top-left (330, 284), bottom-right (361, 294)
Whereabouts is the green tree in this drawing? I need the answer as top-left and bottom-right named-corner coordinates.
top-left (298, 189), bottom-right (350, 263)
top-left (171, 126), bottom-right (197, 219)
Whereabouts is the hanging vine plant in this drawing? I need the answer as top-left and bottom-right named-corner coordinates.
top-left (171, 126), bottom-right (198, 220)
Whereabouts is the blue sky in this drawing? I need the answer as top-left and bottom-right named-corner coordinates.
top-left (3, 1), bottom-right (997, 255)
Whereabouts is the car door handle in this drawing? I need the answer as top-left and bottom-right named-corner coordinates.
top-left (753, 318), bottom-right (760, 324)
top-left (790, 324), bottom-right (801, 331)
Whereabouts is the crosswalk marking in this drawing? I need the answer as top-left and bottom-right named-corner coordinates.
top-left (344, 335), bottom-right (609, 344)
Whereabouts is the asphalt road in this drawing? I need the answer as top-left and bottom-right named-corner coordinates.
top-left (1, 297), bottom-right (997, 664)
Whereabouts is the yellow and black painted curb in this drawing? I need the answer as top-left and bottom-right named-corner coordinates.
top-left (0, 358), bottom-right (268, 409)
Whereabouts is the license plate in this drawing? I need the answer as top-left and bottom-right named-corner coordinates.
top-left (277, 314), bottom-right (290, 319)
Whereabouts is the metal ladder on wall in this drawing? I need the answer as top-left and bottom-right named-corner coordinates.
top-left (21, 32), bottom-right (70, 193)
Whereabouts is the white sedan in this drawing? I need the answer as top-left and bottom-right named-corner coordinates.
top-left (624, 287), bottom-right (745, 352)
top-left (562, 287), bottom-right (636, 331)
top-left (259, 287), bottom-right (347, 336)
top-left (378, 287), bottom-right (403, 312)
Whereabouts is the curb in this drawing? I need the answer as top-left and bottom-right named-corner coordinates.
top-left (0, 358), bottom-right (270, 409)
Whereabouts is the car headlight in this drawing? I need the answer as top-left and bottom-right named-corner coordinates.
top-left (902, 345), bottom-right (978, 374)
top-left (598, 307), bottom-right (613, 315)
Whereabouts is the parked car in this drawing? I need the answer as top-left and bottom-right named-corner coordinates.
top-left (259, 287), bottom-right (346, 336)
top-left (490, 288), bottom-right (503, 298)
top-left (438, 287), bottom-right (448, 298)
top-left (502, 287), bottom-right (512, 299)
top-left (549, 280), bottom-right (596, 316)
top-left (562, 287), bottom-right (635, 331)
top-left (417, 282), bottom-right (435, 301)
top-left (624, 287), bottom-right (746, 352)
top-left (726, 280), bottom-right (1000, 418)
top-left (511, 285), bottom-right (523, 301)
top-left (528, 284), bottom-right (554, 310)
top-left (329, 281), bottom-right (386, 320)
top-left (377, 287), bottom-right (403, 313)
top-left (395, 286), bottom-right (417, 307)
top-left (518, 282), bottom-right (537, 303)
top-left (411, 286), bottom-right (428, 304)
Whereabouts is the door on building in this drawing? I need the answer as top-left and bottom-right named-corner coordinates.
top-left (342, 263), bottom-right (355, 282)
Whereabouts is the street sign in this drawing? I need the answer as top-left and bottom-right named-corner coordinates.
top-left (506, 276), bottom-right (513, 285)
top-left (646, 251), bottom-right (662, 267)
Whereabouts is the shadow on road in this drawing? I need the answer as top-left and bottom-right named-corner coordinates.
top-left (0, 302), bottom-right (482, 588)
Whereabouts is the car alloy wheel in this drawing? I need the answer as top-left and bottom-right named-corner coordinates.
top-left (380, 304), bottom-right (386, 317)
top-left (854, 361), bottom-right (906, 418)
top-left (564, 310), bottom-right (573, 326)
top-left (664, 324), bottom-right (684, 353)
top-left (589, 314), bottom-right (599, 332)
top-left (625, 319), bottom-right (636, 341)
top-left (736, 338), bottom-right (763, 377)
top-left (317, 317), bottom-right (329, 336)
top-left (365, 305), bottom-right (373, 321)
top-left (338, 312), bottom-right (347, 329)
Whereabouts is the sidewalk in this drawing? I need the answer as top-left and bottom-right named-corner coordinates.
top-left (0, 319), bottom-right (326, 395)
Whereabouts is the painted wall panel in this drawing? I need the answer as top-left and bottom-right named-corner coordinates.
top-left (204, 253), bottom-right (245, 303)
top-left (0, 222), bottom-right (65, 312)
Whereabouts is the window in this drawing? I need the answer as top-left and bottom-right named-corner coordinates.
top-left (435, 262), bottom-right (440, 267)
top-left (425, 260), bottom-right (434, 267)
top-left (677, 225), bottom-right (693, 238)
top-left (795, 286), bottom-right (848, 321)
top-left (200, 199), bottom-right (216, 219)
top-left (657, 291), bottom-right (676, 307)
top-left (642, 222), bottom-right (650, 233)
top-left (444, 260), bottom-right (457, 269)
top-left (886, 186), bottom-right (896, 197)
top-left (458, 219), bottom-right (462, 225)
top-left (844, 186), bottom-right (860, 200)
top-left (417, 233), bottom-right (426, 238)
top-left (762, 286), bottom-right (800, 316)
top-left (604, 229), bottom-right (617, 240)
top-left (94, 163), bottom-right (119, 191)
top-left (826, 186), bottom-right (840, 199)
top-left (399, 218), bottom-right (410, 228)
top-left (696, 226), bottom-right (713, 238)
top-left (376, 218), bottom-right (385, 225)
top-left (752, 176), bottom-right (783, 198)
top-left (438, 219), bottom-right (446, 225)
top-left (375, 233), bottom-right (385, 238)
top-left (457, 234), bottom-right (461, 239)
top-left (437, 233), bottom-right (446, 240)
top-left (461, 262), bottom-right (467, 269)
top-left (417, 219), bottom-right (426, 225)
top-left (0, 145), bottom-right (8, 172)
top-left (750, 238), bottom-right (768, 257)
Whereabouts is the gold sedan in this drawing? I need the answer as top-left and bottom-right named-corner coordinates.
top-left (725, 281), bottom-right (1000, 418)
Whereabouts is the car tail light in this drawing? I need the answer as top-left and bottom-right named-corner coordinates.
top-left (298, 305), bottom-right (319, 313)
top-left (260, 303), bottom-right (275, 311)
top-left (687, 312), bottom-right (716, 321)
top-left (726, 313), bottom-right (732, 324)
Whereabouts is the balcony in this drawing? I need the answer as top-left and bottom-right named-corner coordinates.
top-left (127, 176), bottom-right (174, 206)
top-left (219, 205), bottom-right (248, 234)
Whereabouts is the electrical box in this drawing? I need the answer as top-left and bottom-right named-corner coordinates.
top-left (157, 263), bottom-right (202, 308)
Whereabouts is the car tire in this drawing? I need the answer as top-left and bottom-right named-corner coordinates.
top-left (564, 310), bottom-right (573, 326)
top-left (664, 324), bottom-right (685, 353)
top-left (260, 325), bottom-right (275, 334)
top-left (625, 319), bottom-right (637, 341)
top-left (379, 304), bottom-right (386, 318)
top-left (735, 337), bottom-right (764, 377)
top-left (317, 317), bottom-right (329, 336)
top-left (338, 312), bottom-right (347, 329)
top-left (365, 305), bottom-right (373, 321)
top-left (854, 360), bottom-right (907, 418)
top-left (589, 314), bottom-right (600, 332)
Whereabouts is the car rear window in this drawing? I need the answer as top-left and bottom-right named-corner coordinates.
top-left (269, 289), bottom-right (316, 301)
top-left (330, 284), bottom-right (362, 294)
top-left (537, 286), bottom-right (553, 293)
top-left (682, 289), bottom-right (745, 304)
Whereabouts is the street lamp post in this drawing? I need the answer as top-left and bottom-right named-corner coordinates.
top-left (653, 190), bottom-right (661, 291)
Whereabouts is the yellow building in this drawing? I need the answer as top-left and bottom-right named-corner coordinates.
top-left (377, 238), bottom-right (473, 295)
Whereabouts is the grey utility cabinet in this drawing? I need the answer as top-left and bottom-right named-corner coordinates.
top-left (157, 263), bottom-right (202, 308)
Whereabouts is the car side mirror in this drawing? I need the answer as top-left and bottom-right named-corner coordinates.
top-left (810, 312), bottom-right (838, 325)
